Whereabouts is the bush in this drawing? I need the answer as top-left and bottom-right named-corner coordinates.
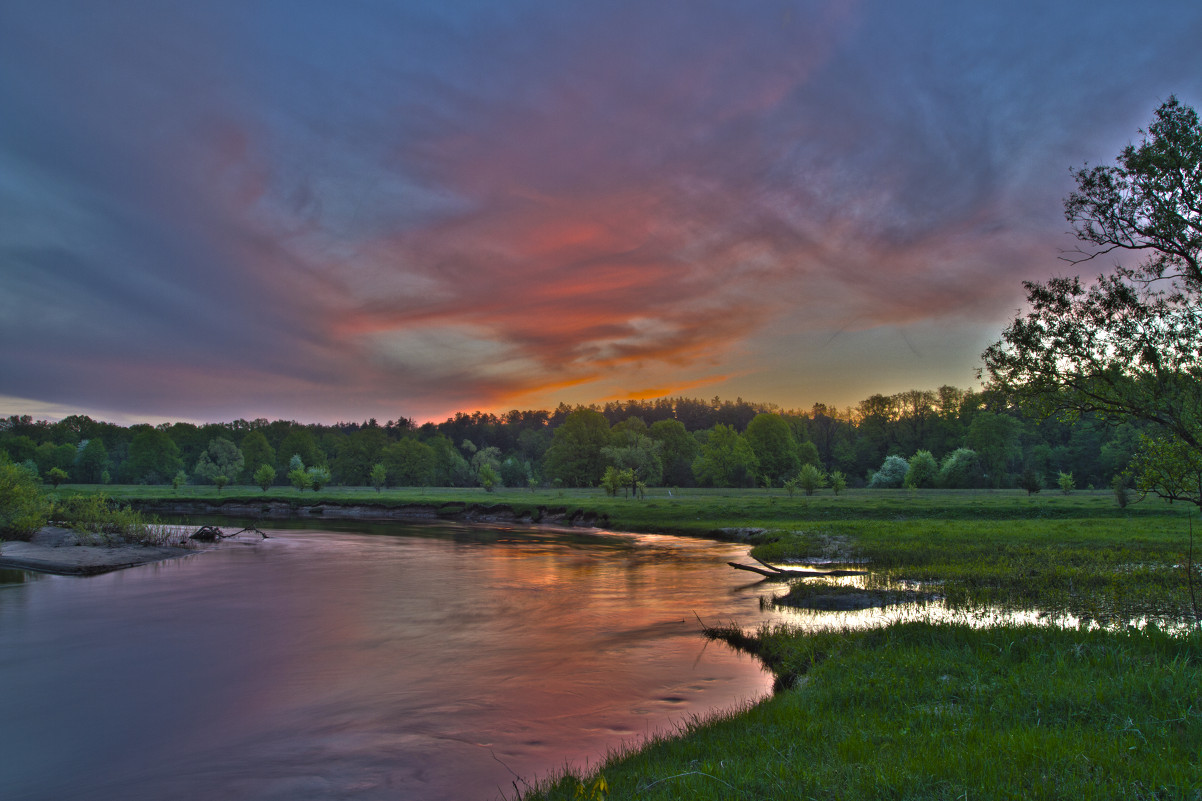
top-left (904, 450), bottom-right (938, 488)
top-left (938, 448), bottom-right (984, 489)
top-left (0, 461), bottom-right (50, 539)
top-left (52, 494), bottom-right (163, 544)
top-left (254, 464), bottom-right (277, 491)
top-left (796, 463), bottom-right (827, 496)
top-left (1057, 471), bottom-right (1075, 495)
top-left (868, 455), bottom-right (909, 488)
top-left (829, 470), bottom-right (848, 495)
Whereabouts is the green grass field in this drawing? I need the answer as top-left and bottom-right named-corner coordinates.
top-left (43, 484), bottom-right (1202, 799)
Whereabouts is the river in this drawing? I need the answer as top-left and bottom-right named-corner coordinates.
top-left (0, 522), bottom-right (785, 801)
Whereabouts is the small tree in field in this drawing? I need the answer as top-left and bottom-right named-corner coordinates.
top-left (254, 464), bottom-right (276, 492)
top-left (172, 470), bottom-right (188, 492)
top-left (479, 463), bottom-right (500, 492)
top-left (47, 467), bottom-right (68, 489)
top-left (904, 450), bottom-right (938, 489)
top-left (1019, 466), bottom-right (1042, 496)
top-left (289, 466), bottom-right (312, 492)
top-left (830, 470), bottom-right (848, 495)
top-left (796, 464), bottom-right (827, 496)
top-left (306, 466), bottom-right (330, 491)
top-left (1057, 471), bottom-right (1076, 495)
top-left (213, 474), bottom-right (229, 493)
top-left (370, 463), bottom-right (387, 492)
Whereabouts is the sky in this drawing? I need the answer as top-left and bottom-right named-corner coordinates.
top-left (2, 1), bottom-right (1201, 426)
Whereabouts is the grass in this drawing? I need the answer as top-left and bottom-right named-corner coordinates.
top-left (529, 623), bottom-right (1202, 800)
top-left (47, 483), bottom-right (1202, 799)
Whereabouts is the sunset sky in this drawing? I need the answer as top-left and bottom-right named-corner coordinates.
top-left (3, 1), bottom-right (1201, 425)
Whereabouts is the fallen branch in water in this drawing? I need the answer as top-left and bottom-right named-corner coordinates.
top-left (189, 524), bottom-right (270, 542)
top-left (727, 558), bottom-right (865, 580)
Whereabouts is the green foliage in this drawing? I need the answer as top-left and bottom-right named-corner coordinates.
top-left (544, 409), bottom-right (612, 487)
top-left (966, 412), bottom-right (1022, 487)
top-left (984, 97), bottom-right (1202, 508)
top-left (601, 436), bottom-right (663, 493)
top-left (239, 431), bottom-right (275, 485)
top-left (478, 463), bottom-right (499, 492)
top-left (289, 466), bottom-right (312, 492)
top-left (829, 470), bottom-right (847, 495)
top-left (51, 494), bottom-right (165, 544)
top-left (381, 438), bottom-right (439, 486)
top-left (194, 438), bottom-right (244, 486)
top-left (369, 462), bottom-right (387, 492)
top-left (1112, 473), bottom-right (1130, 508)
top-left (938, 448), bottom-right (983, 489)
top-left (254, 463), bottom-right (276, 492)
top-left (306, 465), bottom-right (331, 491)
top-left (1057, 471), bottom-right (1075, 495)
top-left (0, 460), bottom-right (50, 538)
top-left (903, 449), bottom-right (938, 489)
top-left (796, 463), bottom-right (826, 496)
top-left (868, 455), bottom-right (908, 488)
top-left (46, 466), bottom-right (68, 488)
top-left (171, 470), bottom-right (188, 491)
top-left (75, 437), bottom-right (109, 483)
top-left (1018, 465), bottom-right (1042, 495)
top-left (648, 419), bottom-right (699, 487)
top-left (692, 424), bottom-right (758, 488)
top-left (744, 413), bottom-right (800, 484)
top-left (124, 427), bottom-right (184, 484)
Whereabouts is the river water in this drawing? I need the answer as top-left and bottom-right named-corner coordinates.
top-left (0, 522), bottom-right (784, 801)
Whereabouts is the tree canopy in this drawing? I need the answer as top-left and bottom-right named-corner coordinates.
top-left (984, 96), bottom-right (1202, 506)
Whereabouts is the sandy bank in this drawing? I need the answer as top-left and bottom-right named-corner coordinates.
top-left (0, 527), bottom-right (199, 577)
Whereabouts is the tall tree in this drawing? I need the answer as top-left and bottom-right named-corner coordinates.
top-left (239, 430), bottom-right (276, 484)
top-left (543, 409), bottom-right (611, 487)
top-left (984, 97), bottom-right (1202, 505)
top-left (744, 413), bottom-right (800, 485)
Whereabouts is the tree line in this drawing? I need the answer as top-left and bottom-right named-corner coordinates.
top-left (0, 386), bottom-right (1145, 493)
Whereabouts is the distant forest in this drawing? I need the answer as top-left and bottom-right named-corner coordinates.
top-left (0, 387), bottom-right (1143, 491)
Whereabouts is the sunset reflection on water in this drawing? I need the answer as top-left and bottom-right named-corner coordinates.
top-left (0, 523), bottom-right (786, 801)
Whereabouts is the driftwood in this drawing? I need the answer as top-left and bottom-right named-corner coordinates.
top-left (727, 555), bottom-right (866, 580)
top-left (189, 524), bottom-right (269, 542)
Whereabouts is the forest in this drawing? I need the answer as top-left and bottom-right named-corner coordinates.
top-left (0, 385), bottom-right (1143, 494)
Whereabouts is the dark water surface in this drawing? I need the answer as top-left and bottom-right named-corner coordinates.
top-left (0, 523), bottom-right (780, 801)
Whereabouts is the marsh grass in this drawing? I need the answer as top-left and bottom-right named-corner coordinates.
top-left (526, 623), bottom-right (1202, 801)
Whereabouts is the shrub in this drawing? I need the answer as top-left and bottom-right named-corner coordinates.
top-left (796, 463), bottom-right (827, 496)
top-left (868, 455), bottom-right (909, 488)
top-left (254, 464), bottom-right (276, 491)
top-left (1057, 471), bottom-right (1075, 495)
top-left (306, 466), bottom-right (331, 491)
top-left (370, 463), bottom-right (387, 492)
top-left (938, 448), bottom-right (984, 489)
top-left (0, 461), bottom-right (50, 539)
top-left (829, 470), bottom-right (848, 495)
top-left (904, 450), bottom-right (938, 488)
top-left (1112, 474), bottom-right (1130, 508)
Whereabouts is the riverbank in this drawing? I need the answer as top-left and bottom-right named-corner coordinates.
top-left (0, 526), bottom-right (200, 576)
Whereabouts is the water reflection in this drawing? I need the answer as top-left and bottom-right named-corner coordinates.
top-left (0, 523), bottom-right (781, 801)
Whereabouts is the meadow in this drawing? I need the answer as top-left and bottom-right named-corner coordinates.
top-left (43, 484), bottom-right (1202, 798)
